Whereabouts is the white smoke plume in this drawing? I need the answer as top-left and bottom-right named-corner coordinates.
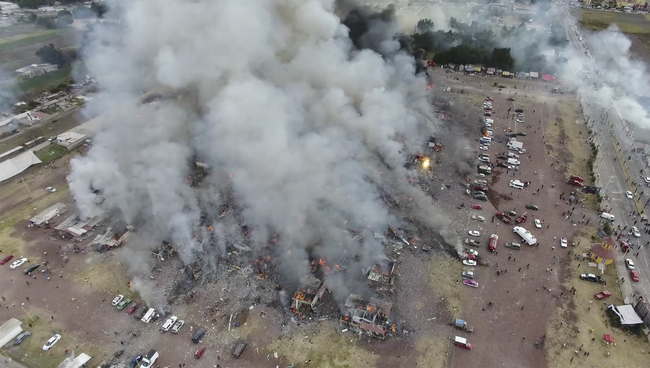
top-left (67, 0), bottom-right (452, 291)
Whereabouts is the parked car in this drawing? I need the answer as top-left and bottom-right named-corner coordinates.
top-left (117, 298), bottom-right (132, 311)
top-left (594, 291), bottom-right (612, 300)
top-left (112, 295), bottom-right (124, 307)
top-left (461, 271), bottom-right (474, 279)
top-left (162, 316), bottom-right (178, 332)
top-left (515, 108), bottom-right (524, 113)
top-left (45, 187), bottom-right (56, 193)
top-left (534, 219), bottom-right (542, 228)
top-left (465, 249), bottom-right (479, 257)
top-left (471, 215), bottom-right (485, 222)
top-left (631, 270), bottom-right (640, 282)
top-left (560, 238), bottom-right (568, 248)
top-left (127, 355), bottom-right (143, 368)
top-left (479, 145), bottom-right (489, 151)
top-left (505, 211), bottom-right (516, 217)
top-left (195, 346), bottom-right (206, 359)
top-left (496, 212), bottom-right (511, 225)
top-left (504, 242), bottom-right (520, 250)
top-left (23, 264), bottom-right (39, 274)
top-left (517, 132), bottom-right (527, 136)
top-left (463, 279), bottom-right (479, 288)
top-left (126, 302), bottom-right (139, 314)
top-left (473, 193), bottom-right (487, 201)
top-left (515, 214), bottom-right (527, 224)
top-left (464, 239), bottom-right (480, 247)
top-left (626, 191), bottom-right (633, 199)
top-left (14, 331), bottom-right (31, 346)
top-left (9, 258), bottom-right (27, 270)
top-left (470, 204), bottom-right (482, 210)
top-left (134, 305), bottom-right (149, 320)
top-left (192, 328), bottom-right (206, 343)
top-left (462, 260), bottom-right (477, 267)
top-left (497, 162), bottom-right (508, 168)
top-left (525, 204), bottom-right (539, 210)
top-left (233, 341), bottom-right (247, 358)
top-left (580, 274), bottom-right (604, 284)
top-left (626, 259), bottom-right (635, 270)
top-left (171, 319), bottom-right (185, 334)
top-left (0, 255), bottom-right (14, 265)
top-left (141, 350), bottom-right (159, 368)
top-left (468, 230), bottom-right (480, 237)
top-left (632, 226), bottom-right (641, 238)
top-left (568, 179), bottom-right (584, 187)
top-left (42, 334), bottom-right (61, 351)
top-left (507, 97), bottom-right (515, 101)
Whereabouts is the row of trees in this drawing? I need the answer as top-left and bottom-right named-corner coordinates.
top-left (11, 0), bottom-right (107, 17)
top-left (35, 43), bottom-right (73, 67)
top-left (409, 17), bottom-right (569, 73)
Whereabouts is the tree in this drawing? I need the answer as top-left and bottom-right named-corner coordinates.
top-left (57, 9), bottom-right (73, 27)
top-left (491, 47), bottom-right (515, 70)
top-left (36, 43), bottom-right (65, 67)
top-left (90, 1), bottom-right (107, 18)
top-left (416, 18), bottom-right (434, 33)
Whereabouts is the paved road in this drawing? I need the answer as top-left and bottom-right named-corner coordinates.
top-left (561, 5), bottom-right (650, 301)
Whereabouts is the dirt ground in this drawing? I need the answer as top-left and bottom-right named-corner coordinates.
top-left (429, 69), bottom-right (602, 368)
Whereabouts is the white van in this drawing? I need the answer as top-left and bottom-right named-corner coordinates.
top-left (141, 308), bottom-right (156, 324)
top-left (600, 212), bottom-right (615, 221)
top-left (509, 180), bottom-right (524, 189)
top-left (481, 136), bottom-right (492, 143)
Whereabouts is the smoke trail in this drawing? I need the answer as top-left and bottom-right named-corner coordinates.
top-left (67, 0), bottom-right (449, 293)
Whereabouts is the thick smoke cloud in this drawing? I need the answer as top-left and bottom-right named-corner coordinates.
top-left (67, 0), bottom-right (450, 295)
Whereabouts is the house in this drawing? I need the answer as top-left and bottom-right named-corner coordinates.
top-left (56, 132), bottom-right (87, 151)
top-left (15, 64), bottom-right (58, 79)
top-left (54, 214), bottom-right (103, 240)
top-left (366, 259), bottom-right (396, 285)
top-left (58, 353), bottom-right (92, 368)
top-left (590, 237), bottom-right (617, 265)
top-left (340, 294), bottom-right (393, 339)
top-left (29, 203), bottom-right (67, 227)
top-left (92, 221), bottom-right (131, 251)
top-left (290, 275), bottom-right (328, 316)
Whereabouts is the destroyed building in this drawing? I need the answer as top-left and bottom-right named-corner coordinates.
top-left (92, 221), bottom-right (131, 251)
top-left (54, 214), bottom-right (103, 240)
top-left (340, 294), bottom-right (393, 339)
top-left (365, 258), bottom-right (396, 285)
top-left (290, 275), bottom-right (328, 316)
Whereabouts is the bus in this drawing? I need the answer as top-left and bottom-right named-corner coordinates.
top-left (513, 226), bottom-right (537, 245)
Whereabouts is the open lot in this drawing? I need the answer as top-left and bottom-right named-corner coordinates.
top-left (0, 26), bottom-right (79, 73)
top-left (576, 10), bottom-right (650, 33)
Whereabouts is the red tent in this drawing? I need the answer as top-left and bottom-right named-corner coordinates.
top-left (604, 334), bottom-right (614, 345)
top-left (541, 74), bottom-right (556, 82)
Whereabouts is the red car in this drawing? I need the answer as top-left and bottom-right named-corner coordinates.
top-left (195, 346), bottom-right (206, 359)
top-left (568, 180), bottom-right (584, 187)
top-left (631, 270), bottom-right (640, 282)
top-left (496, 212), bottom-right (512, 225)
top-left (125, 302), bottom-right (139, 314)
top-left (471, 204), bottom-right (482, 210)
top-left (0, 255), bottom-right (13, 265)
top-left (515, 215), bottom-right (528, 224)
top-left (595, 291), bottom-right (612, 300)
top-left (489, 234), bottom-right (498, 252)
top-left (569, 175), bottom-right (584, 182)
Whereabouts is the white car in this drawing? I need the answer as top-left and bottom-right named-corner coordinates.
top-left (111, 295), bottom-right (124, 307)
top-left (171, 319), bottom-right (185, 334)
top-left (462, 271), bottom-right (474, 279)
top-left (42, 334), bottom-right (61, 351)
top-left (45, 187), bottom-right (56, 193)
top-left (535, 219), bottom-right (542, 229)
top-left (560, 238), bottom-right (568, 248)
top-left (462, 259), bottom-right (477, 267)
top-left (468, 230), bottom-right (480, 237)
top-left (471, 215), bottom-right (486, 222)
top-left (626, 259), bottom-right (635, 270)
top-left (516, 119), bottom-right (524, 123)
top-left (626, 191), bottom-right (633, 199)
top-left (161, 316), bottom-right (178, 332)
top-left (9, 258), bottom-right (27, 270)
top-left (476, 173), bottom-right (486, 178)
top-left (479, 145), bottom-right (489, 151)
top-left (508, 153), bottom-right (519, 158)
top-left (632, 226), bottom-right (641, 238)
top-left (643, 176), bottom-right (650, 183)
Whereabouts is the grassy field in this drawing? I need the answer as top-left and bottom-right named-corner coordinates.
top-left (578, 10), bottom-right (650, 33)
top-left (428, 255), bottom-right (463, 315)
top-left (17, 67), bottom-right (72, 93)
top-left (35, 144), bottom-right (68, 164)
top-left (0, 30), bottom-right (60, 52)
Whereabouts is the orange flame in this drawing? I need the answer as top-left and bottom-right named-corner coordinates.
top-left (391, 324), bottom-right (396, 332)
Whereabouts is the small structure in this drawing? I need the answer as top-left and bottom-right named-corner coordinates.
top-left (608, 304), bottom-right (643, 325)
top-left (529, 71), bottom-right (539, 79)
top-left (603, 334), bottom-right (615, 347)
top-left (590, 237), bottom-right (616, 265)
top-left (15, 64), bottom-right (57, 79)
top-left (58, 352), bottom-right (92, 368)
top-left (366, 259), bottom-right (396, 285)
top-left (486, 67), bottom-right (495, 75)
top-left (92, 222), bottom-right (130, 251)
top-left (56, 132), bottom-right (87, 151)
top-left (55, 214), bottom-right (103, 240)
top-left (291, 275), bottom-right (328, 316)
top-left (340, 294), bottom-right (392, 339)
top-left (30, 203), bottom-right (67, 227)
top-left (541, 73), bottom-right (556, 82)
top-left (0, 318), bottom-right (23, 348)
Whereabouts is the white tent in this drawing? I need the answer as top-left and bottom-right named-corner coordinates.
top-left (609, 304), bottom-right (643, 325)
top-left (0, 318), bottom-right (23, 348)
top-left (0, 150), bottom-right (41, 182)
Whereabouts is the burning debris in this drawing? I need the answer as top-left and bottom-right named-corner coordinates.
top-left (340, 294), bottom-right (393, 339)
top-left (365, 258), bottom-right (396, 286)
top-left (290, 275), bottom-right (328, 317)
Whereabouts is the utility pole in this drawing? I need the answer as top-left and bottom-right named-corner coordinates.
top-left (20, 178), bottom-right (31, 194)
top-left (20, 303), bottom-right (34, 322)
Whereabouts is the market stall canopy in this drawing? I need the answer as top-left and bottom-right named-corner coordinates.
top-left (608, 304), bottom-right (643, 325)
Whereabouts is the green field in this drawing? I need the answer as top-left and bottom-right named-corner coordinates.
top-left (577, 10), bottom-right (650, 33)
top-left (35, 144), bottom-right (68, 163)
top-left (0, 30), bottom-right (61, 52)
top-left (17, 66), bottom-right (72, 92)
